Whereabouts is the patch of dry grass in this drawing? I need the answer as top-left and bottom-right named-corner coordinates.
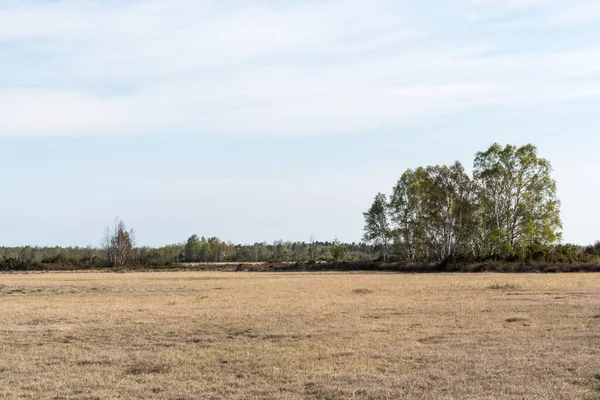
top-left (486, 282), bottom-right (522, 291)
top-left (1, 272), bottom-right (600, 399)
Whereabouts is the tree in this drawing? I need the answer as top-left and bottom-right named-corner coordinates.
top-left (376, 143), bottom-right (562, 263)
top-left (206, 237), bottom-right (222, 261)
top-left (292, 242), bottom-right (309, 263)
top-left (418, 162), bottom-right (478, 262)
top-left (184, 234), bottom-right (202, 262)
top-left (330, 239), bottom-right (346, 263)
top-left (389, 168), bottom-right (427, 261)
top-left (102, 218), bottom-right (135, 268)
top-left (363, 193), bottom-right (392, 261)
top-left (388, 163), bottom-right (478, 262)
top-left (474, 143), bottom-right (561, 258)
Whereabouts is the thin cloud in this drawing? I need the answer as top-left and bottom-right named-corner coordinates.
top-left (0, 0), bottom-right (599, 137)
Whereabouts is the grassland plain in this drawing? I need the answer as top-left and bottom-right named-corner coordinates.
top-left (1, 272), bottom-right (599, 399)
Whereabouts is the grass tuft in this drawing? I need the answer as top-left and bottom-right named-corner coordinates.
top-left (125, 361), bottom-right (171, 375)
top-left (76, 359), bottom-right (111, 367)
top-left (486, 282), bottom-right (521, 290)
top-left (505, 317), bottom-right (528, 323)
top-left (352, 288), bottom-right (374, 295)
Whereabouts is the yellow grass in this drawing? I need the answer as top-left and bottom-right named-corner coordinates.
top-left (1, 272), bottom-right (600, 399)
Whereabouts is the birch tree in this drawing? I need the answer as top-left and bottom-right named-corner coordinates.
top-left (102, 218), bottom-right (135, 268)
top-left (474, 143), bottom-right (561, 258)
top-left (420, 161), bottom-right (477, 261)
top-left (363, 193), bottom-right (392, 261)
top-left (388, 163), bottom-right (477, 262)
top-left (389, 168), bottom-right (427, 261)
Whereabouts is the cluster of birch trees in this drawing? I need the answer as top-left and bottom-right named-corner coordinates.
top-left (363, 143), bottom-right (562, 262)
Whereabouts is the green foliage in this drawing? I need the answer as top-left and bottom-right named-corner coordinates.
top-left (389, 168), bottom-right (425, 261)
top-left (474, 143), bottom-right (562, 259)
top-left (584, 241), bottom-right (600, 258)
top-left (330, 239), bottom-right (346, 263)
top-left (182, 236), bottom-right (233, 262)
top-left (184, 234), bottom-right (202, 261)
top-left (0, 240), bottom-right (378, 270)
top-left (388, 161), bottom-right (478, 262)
top-left (2, 142), bottom-right (596, 271)
top-left (369, 143), bottom-right (570, 264)
top-left (363, 193), bottom-right (392, 260)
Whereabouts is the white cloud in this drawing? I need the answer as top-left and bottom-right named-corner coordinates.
top-left (0, 0), bottom-right (599, 137)
top-left (0, 89), bottom-right (115, 135)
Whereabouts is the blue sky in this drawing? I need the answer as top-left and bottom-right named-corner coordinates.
top-left (1, 0), bottom-right (599, 247)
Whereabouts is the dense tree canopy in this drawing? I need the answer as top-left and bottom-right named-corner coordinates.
top-left (386, 161), bottom-right (477, 262)
top-left (474, 143), bottom-right (561, 258)
top-left (365, 143), bottom-right (564, 263)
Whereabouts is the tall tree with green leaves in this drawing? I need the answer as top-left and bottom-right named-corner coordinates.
top-left (389, 168), bottom-right (428, 261)
top-left (420, 161), bottom-right (478, 261)
top-left (388, 163), bottom-right (478, 262)
top-left (184, 234), bottom-right (202, 262)
top-left (473, 143), bottom-right (561, 258)
top-left (363, 193), bottom-right (392, 261)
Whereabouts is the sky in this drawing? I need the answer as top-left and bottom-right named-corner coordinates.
top-left (1, 0), bottom-right (599, 247)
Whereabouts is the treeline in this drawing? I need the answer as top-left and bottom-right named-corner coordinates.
top-left (0, 239), bottom-right (375, 271)
top-left (3, 240), bottom-right (598, 272)
top-left (0, 217), bottom-right (376, 271)
top-left (2, 142), bottom-right (599, 272)
top-left (182, 236), bottom-right (372, 264)
top-left (362, 143), bottom-right (597, 264)
top-left (0, 245), bottom-right (183, 270)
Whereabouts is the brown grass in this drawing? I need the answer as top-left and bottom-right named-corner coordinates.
top-left (1, 272), bottom-right (600, 399)
top-left (486, 282), bottom-right (521, 291)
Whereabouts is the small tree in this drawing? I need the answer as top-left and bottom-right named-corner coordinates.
top-left (102, 218), bottom-right (135, 268)
top-left (184, 234), bottom-right (202, 262)
top-left (363, 193), bottom-right (392, 261)
top-left (330, 239), bottom-right (346, 263)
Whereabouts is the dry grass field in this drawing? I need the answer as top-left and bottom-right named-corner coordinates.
top-left (1, 272), bottom-right (600, 399)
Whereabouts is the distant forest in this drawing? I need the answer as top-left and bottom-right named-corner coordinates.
top-left (2, 143), bottom-right (600, 271)
top-left (0, 239), bottom-right (373, 270)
